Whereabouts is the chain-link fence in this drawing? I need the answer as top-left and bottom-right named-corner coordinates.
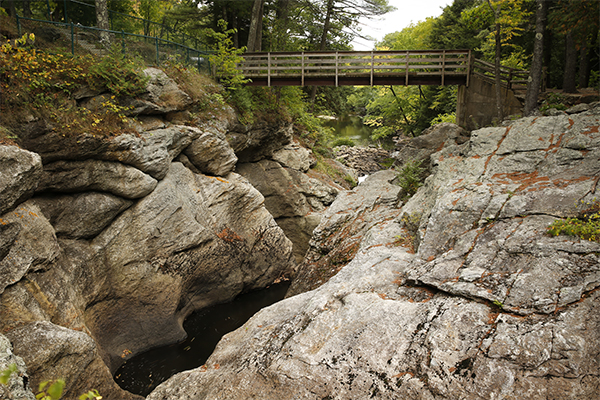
top-left (16, 15), bottom-right (211, 73)
top-left (2, 0), bottom-right (209, 51)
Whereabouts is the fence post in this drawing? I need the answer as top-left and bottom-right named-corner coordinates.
top-left (155, 37), bottom-right (159, 66)
top-left (301, 52), bottom-right (305, 87)
top-left (442, 50), bottom-right (446, 86)
top-left (268, 52), bottom-right (271, 87)
top-left (16, 15), bottom-right (21, 36)
top-left (45, 0), bottom-right (51, 21)
top-left (121, 30), bottom-right (126, 54)
top-left (405, 51), bottom-right (409, 85)
top-left (370, 51), bottom-right (374, 86)
top-left (70, 22), bottom-right (74, 55)
top-left (466, 50), bottom-right (472, 87)
top-left (335, 51), bottom-right (339, 87)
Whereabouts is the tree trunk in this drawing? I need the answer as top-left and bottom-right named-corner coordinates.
top-left (255, 1), bottom-right (264, 52)
top-left (524, 0), bottom-right (547, 115)
top-left (4, 0), bottom-right (16, 17)
top-left (95, 0), bottom-right (110, 46)
top-left (578, 45), bottom-right (590, 89)
top-left (22, 0), bottom-right (32, 18)
top-left (247, 0), bottom-right (262, 52)
top-left (563, 31), bottom-right (578, 93)
top-left (486, 0), bottom-right (502, 121)
top-left (232, 14), bottom-right (239, 49)
top-left (275, 0), bottom-right (291, 51)
top-left (319, 0), bottom-right (334, 51)
top-left (310, 0), bottom-right (335, 108)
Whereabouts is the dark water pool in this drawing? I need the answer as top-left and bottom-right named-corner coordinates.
top-left (114, 282), bottom-right (290, 397)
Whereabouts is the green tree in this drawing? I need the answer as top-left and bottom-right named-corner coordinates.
top-left (549, 0), bottom-right (600, 91)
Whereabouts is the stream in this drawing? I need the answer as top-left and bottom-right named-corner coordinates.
top-left (323, 114), bottom-right (373, 145)
top-left (114, 282), bottom-right (290, 397)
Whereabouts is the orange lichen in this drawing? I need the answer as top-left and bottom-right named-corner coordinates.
top-left (216, 226), bottom-right (244, 243)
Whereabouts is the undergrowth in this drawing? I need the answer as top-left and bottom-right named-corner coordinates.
top-left (0, 34), bottom-right (148, 139)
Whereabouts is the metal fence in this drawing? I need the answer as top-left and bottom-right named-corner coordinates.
top-left (15, 16), bottom-right (211, 73)
top-left (4, 0), bottom-right (209, 52)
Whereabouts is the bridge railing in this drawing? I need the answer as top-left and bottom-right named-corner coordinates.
top-left (240, 50), bottom-right (471, 86)
top-left (472, 59), bottom-right (530, 91)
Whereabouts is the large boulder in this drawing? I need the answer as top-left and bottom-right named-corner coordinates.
top-left (18, 125), bottom-right (202, 179)
top-left (113, 67), bottom-right (192, 115)
top-left (0, 145), bottom-right (42, 215)
top-left (36, 160), bottom-right (157, 199)
top-left (228, 123), bottom-right (293, 163)
top-left (0, 201), bottom-right (60, 295)
top-left (5, 321), bottom-right (141, 400)
top-left (237, 159), bottom-right (338, 263)
top-left (147, 109), bottom-right (600, 400)
top-left (400, 111), bottom-right (600, 315)
top-left (272, 140), bottom-right (314, 172)
top-left (33, 193), bottom-right (133, 239)
top-left (85, 162), bottom-right (296, 371)
top-left (183, 128), bottom-right (237, 176)
top-left (393, 122), bottom-right (470, 176)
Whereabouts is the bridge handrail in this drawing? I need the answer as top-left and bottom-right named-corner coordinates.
top-left (472, 58), bottom-right (529, 90)
top-left (239, 50), bottom-right (472, 86)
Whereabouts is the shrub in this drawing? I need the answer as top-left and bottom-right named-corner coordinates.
top-left (540, 92), bottom-right (568, 114)
top-left (331, 137), bottom-right (355, 147)
top-left (397, 159), bottom-right (424, 199)
top-left (547, 199), bottom-right (600, 242)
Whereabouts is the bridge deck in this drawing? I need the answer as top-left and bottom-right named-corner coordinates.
top-left (238, 50), bottom-right (472, 87)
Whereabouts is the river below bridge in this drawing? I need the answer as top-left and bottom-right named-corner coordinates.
top-left (323, 114), bottom-right (373, 146)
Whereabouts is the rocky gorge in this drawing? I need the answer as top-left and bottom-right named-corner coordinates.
top-left (1, 66), bottom-right (599, 400)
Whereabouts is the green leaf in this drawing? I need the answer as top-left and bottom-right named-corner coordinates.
top-left (47, 379), bottom-right (65, 400)
top-left (0, 363), bottom-right (18, 385)
top-left (38, 380), bottom-right (49, 393)
top-left (79, 389), bottom-right (102, 400)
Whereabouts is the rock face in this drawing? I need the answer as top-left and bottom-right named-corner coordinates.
top-left (393, 122), bottom-right (470, 176)
top-left (237, 158), bottom-right (338, 263)
top-left (333, 145), bottom-right (392, 177)
top-left (0, 70), bottom-right (299, 399)
top-left (0, 145), bottom-right (42, 215)
top-left (0, 333), bottom-right (35, 400)
top-left (147, 108), bottom-right (600, 399)
top-left (287, 169), bottom-right (403, 296)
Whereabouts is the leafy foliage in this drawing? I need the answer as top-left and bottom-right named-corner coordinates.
top-left (397, 160), bottom-right (424, 199)
top-left (37, 380), bottom-right (65, 400)
top-left (88, 47), bottom-right (149, 97)
top-left (0, 34), bottom-right (151, 138)
top-left (205, 20), bottom-right (249, 91)
top-left (539, 92), bottom-right (568, 114)
top-left (547, 199), bottom-right (600, 242)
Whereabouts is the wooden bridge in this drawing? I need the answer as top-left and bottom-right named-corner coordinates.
top-left (239, 50), bottom-right (472, 87)
top-left (236, 50), bottom-right (530, 130)
top-left (238, 50), bottom-right (528, 90)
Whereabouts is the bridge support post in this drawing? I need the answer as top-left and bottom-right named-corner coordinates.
top-left (456, 74), bottom-right (523, 131)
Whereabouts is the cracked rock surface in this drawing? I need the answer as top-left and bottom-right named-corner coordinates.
top-left (148, 108), bottom-right (600, 399)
